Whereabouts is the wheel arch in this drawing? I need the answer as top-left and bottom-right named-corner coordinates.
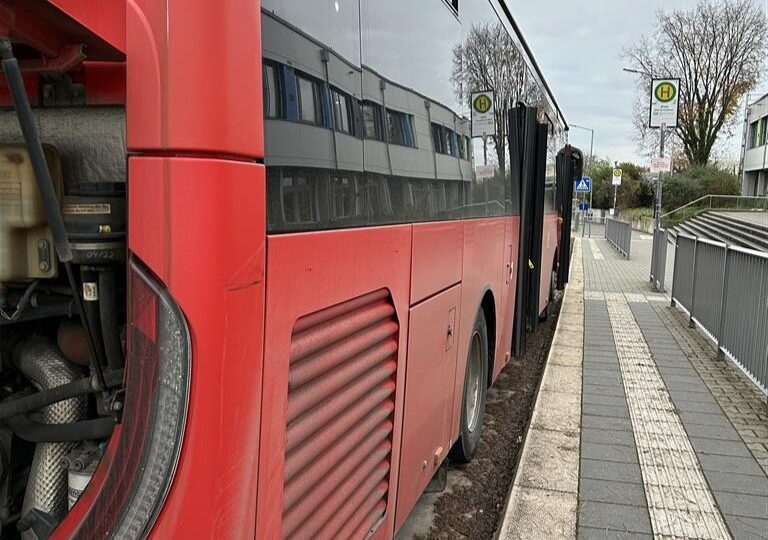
top-left (479, 288), bottom-right (496, 389)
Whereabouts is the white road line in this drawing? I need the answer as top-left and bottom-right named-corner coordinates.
top-left (588, 239), bottom-right (604, 260)
top-left (606, 297), bottom-right (731, 540)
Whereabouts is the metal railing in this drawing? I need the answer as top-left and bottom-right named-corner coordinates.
top-left (672, 233), bottom-right (768, 393)
top-left (660, 195), bottom-right (768, 229)
top-left (605, 218), bottom-right (632, 258)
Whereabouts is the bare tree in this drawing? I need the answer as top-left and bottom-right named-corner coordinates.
top-left (625, 0), bottom-right (768, 166)
top-left (451, 22), bottom-right (541, 175)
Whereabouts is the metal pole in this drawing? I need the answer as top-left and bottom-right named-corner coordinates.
top-left (588, 130), bottom-right (593, 238)
top-left (716, 245), bottom-right (730, 358)
top-left (483, 136), bottom-right (488, 166)
top-left (650, 124), bottom-right (668, 288)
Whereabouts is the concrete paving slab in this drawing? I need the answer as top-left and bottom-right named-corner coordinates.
top-left (578, 500), bottom-right (653, 534)
top-left (530, 390), bottom-right (580, 432)
top-left (498, 486), bottom-right (577, 540)
top-left (514, 427), bottom-right (580, 494)
top-left (579, 478), bottom-right (648, 507)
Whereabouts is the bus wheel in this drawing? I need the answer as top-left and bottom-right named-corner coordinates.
top-left (449, 309), bottom-right (489, 463)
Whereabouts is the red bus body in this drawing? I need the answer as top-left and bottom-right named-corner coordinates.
top-left (1, 1), bottom-right (568, 538)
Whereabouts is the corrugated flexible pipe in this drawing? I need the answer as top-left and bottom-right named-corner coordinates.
top-left (14, 336), bottom-right (86, 524)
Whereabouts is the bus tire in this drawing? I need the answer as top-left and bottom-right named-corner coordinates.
top-left (449, 308), bottom-right (489, 464)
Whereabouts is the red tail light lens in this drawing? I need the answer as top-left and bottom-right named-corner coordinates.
top-left (58, 258), bottom-right (191, 539)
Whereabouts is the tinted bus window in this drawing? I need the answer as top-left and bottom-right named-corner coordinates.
top-left (298, 76), bottom-right (321, 124)
top-left (281, 175), bottom-right (317, 224)
top-left (332, 90), bottom-right (351, 134)
top-left (362, 102), bottom-right (383, 140)
top-left (263, 64), bottom-right (281, 118)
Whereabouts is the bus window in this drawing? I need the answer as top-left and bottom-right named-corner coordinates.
top-left (362, 101), bottom-right (384, 140)
top-left (263, 63), bottom-right (281, 118)
top-left (281, 174), bottom-right (318, 224)
top-left (331, 89), bottom-right (351, 134)
top-left (297, 75), bottom-right (323, 125)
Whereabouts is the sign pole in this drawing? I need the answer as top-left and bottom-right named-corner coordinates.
top-left (588, 183), bottom-right (595, 238)
top-left (650, 123), bottom-right (666, 287)
top-left (648, 78), bottom-right (679, 289)
top-left (612, 161), bottom-right (618, 217)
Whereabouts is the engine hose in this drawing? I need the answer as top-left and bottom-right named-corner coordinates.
top-left (14, 336), bottom-right (87, 522)
top-left (0, 370), bottom-right (123, 422)
top-left (99, 269), bottom-right (124, 370)
top-left (78, 267), bottom-right (108, 389)
top-left (6, 416), bottom-right (115, 444)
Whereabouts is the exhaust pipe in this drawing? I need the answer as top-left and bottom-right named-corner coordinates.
top-left (14, 336), bottom-right (86, 534)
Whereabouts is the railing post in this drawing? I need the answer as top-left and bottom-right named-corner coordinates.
top-left (688, 237), bottom-right (699, 328)
top-left (716, 244), bottom-right (730, 358)
top-left (670, 235), bottom-right (679, 307)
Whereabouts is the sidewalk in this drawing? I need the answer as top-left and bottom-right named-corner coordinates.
top-left (498, 229), bottom-right (768, 540)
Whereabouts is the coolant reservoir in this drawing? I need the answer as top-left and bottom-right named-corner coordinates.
top-left (0, 145), bottom-right (62, 285)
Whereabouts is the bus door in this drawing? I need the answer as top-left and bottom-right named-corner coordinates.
top-left (509, 105), bottom-right (549, 357)
top-left (555, 146), bottom-right (583, 289)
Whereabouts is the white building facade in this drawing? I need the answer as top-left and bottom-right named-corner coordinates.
top-left (742, 94), bottom-right (768, 196)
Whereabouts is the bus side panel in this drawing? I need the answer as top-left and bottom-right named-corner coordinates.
top-left (538, 211), bottom-right (559, 314)
top-left (258, 227), bottom-right (412, 540)
top-left (410, 221), bottom-right (464, 305)
top-left (128, 157), bottom-right (267, 540)
top-left (127, 0), bottom-right (263, 157)
top-left (496, 216), bottom-right (521, 380)
top-left (396, 284), bottom-right (461, 531)
top-left (449, 217), bottom-right (506, 445)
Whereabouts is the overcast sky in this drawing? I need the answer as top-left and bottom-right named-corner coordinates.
top-left (508, 0), bottom-right (768, 165)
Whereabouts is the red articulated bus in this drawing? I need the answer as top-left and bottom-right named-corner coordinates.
top-left (0, 1), bottom-right (580, 538)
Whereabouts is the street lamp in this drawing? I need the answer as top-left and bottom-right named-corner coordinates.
top-left (569, 123), bottom-right (595, 170)
top-left (570, 123), bottom-right (596, 237)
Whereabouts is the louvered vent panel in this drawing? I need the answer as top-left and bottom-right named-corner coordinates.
top-left (282, 289), bottom-right (398, 540)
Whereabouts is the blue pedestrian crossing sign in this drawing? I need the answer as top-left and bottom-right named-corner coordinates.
top-left (575, 176), bottom-right (591, 193)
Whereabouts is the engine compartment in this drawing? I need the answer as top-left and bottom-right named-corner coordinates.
top-left (0, 102), bottom-right (126, 538)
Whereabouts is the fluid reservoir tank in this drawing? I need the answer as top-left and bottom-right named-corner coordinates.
top-left (0, 145), bottom-right (62, 286)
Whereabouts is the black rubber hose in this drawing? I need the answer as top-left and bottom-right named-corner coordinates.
top-left (0, 370), bottom-right (123, 422)
top-left (0, 38), bottom-right (72, 262)
top-left (80, 267), bottom-right (108, 387)
top-left (6, 415), bottom-right (115, 443)
top-left (99, 269), bottom-right (124, 370)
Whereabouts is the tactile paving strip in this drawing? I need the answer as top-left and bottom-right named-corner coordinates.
top-left (606, 296), bottom-right (731, 540)
top-left (588, 239), bottom-right (605, 260)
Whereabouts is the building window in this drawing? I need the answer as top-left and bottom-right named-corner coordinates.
top-left (330, 176), bottom-right (359, 220)
top-left (281, 175), bottom-right (317, 224)
top-left (263, 63), bottom-right (281, 118)
top-left (297, 75), bottom-right (324, 125)
top-left (432, 123), bottom-right (444, 153)
top-left (758, 118), bottom-right (767, 147)
top-left (458, 135), bottom-right (467, 159)
top-left (331, 89), bottom-right (352, 134)
top-left (362, 101), bottom-right (384, 141)
top-left (465, 136), bottom-right (472, 160)
top-left (387, 109), bottom-right (416, 147)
